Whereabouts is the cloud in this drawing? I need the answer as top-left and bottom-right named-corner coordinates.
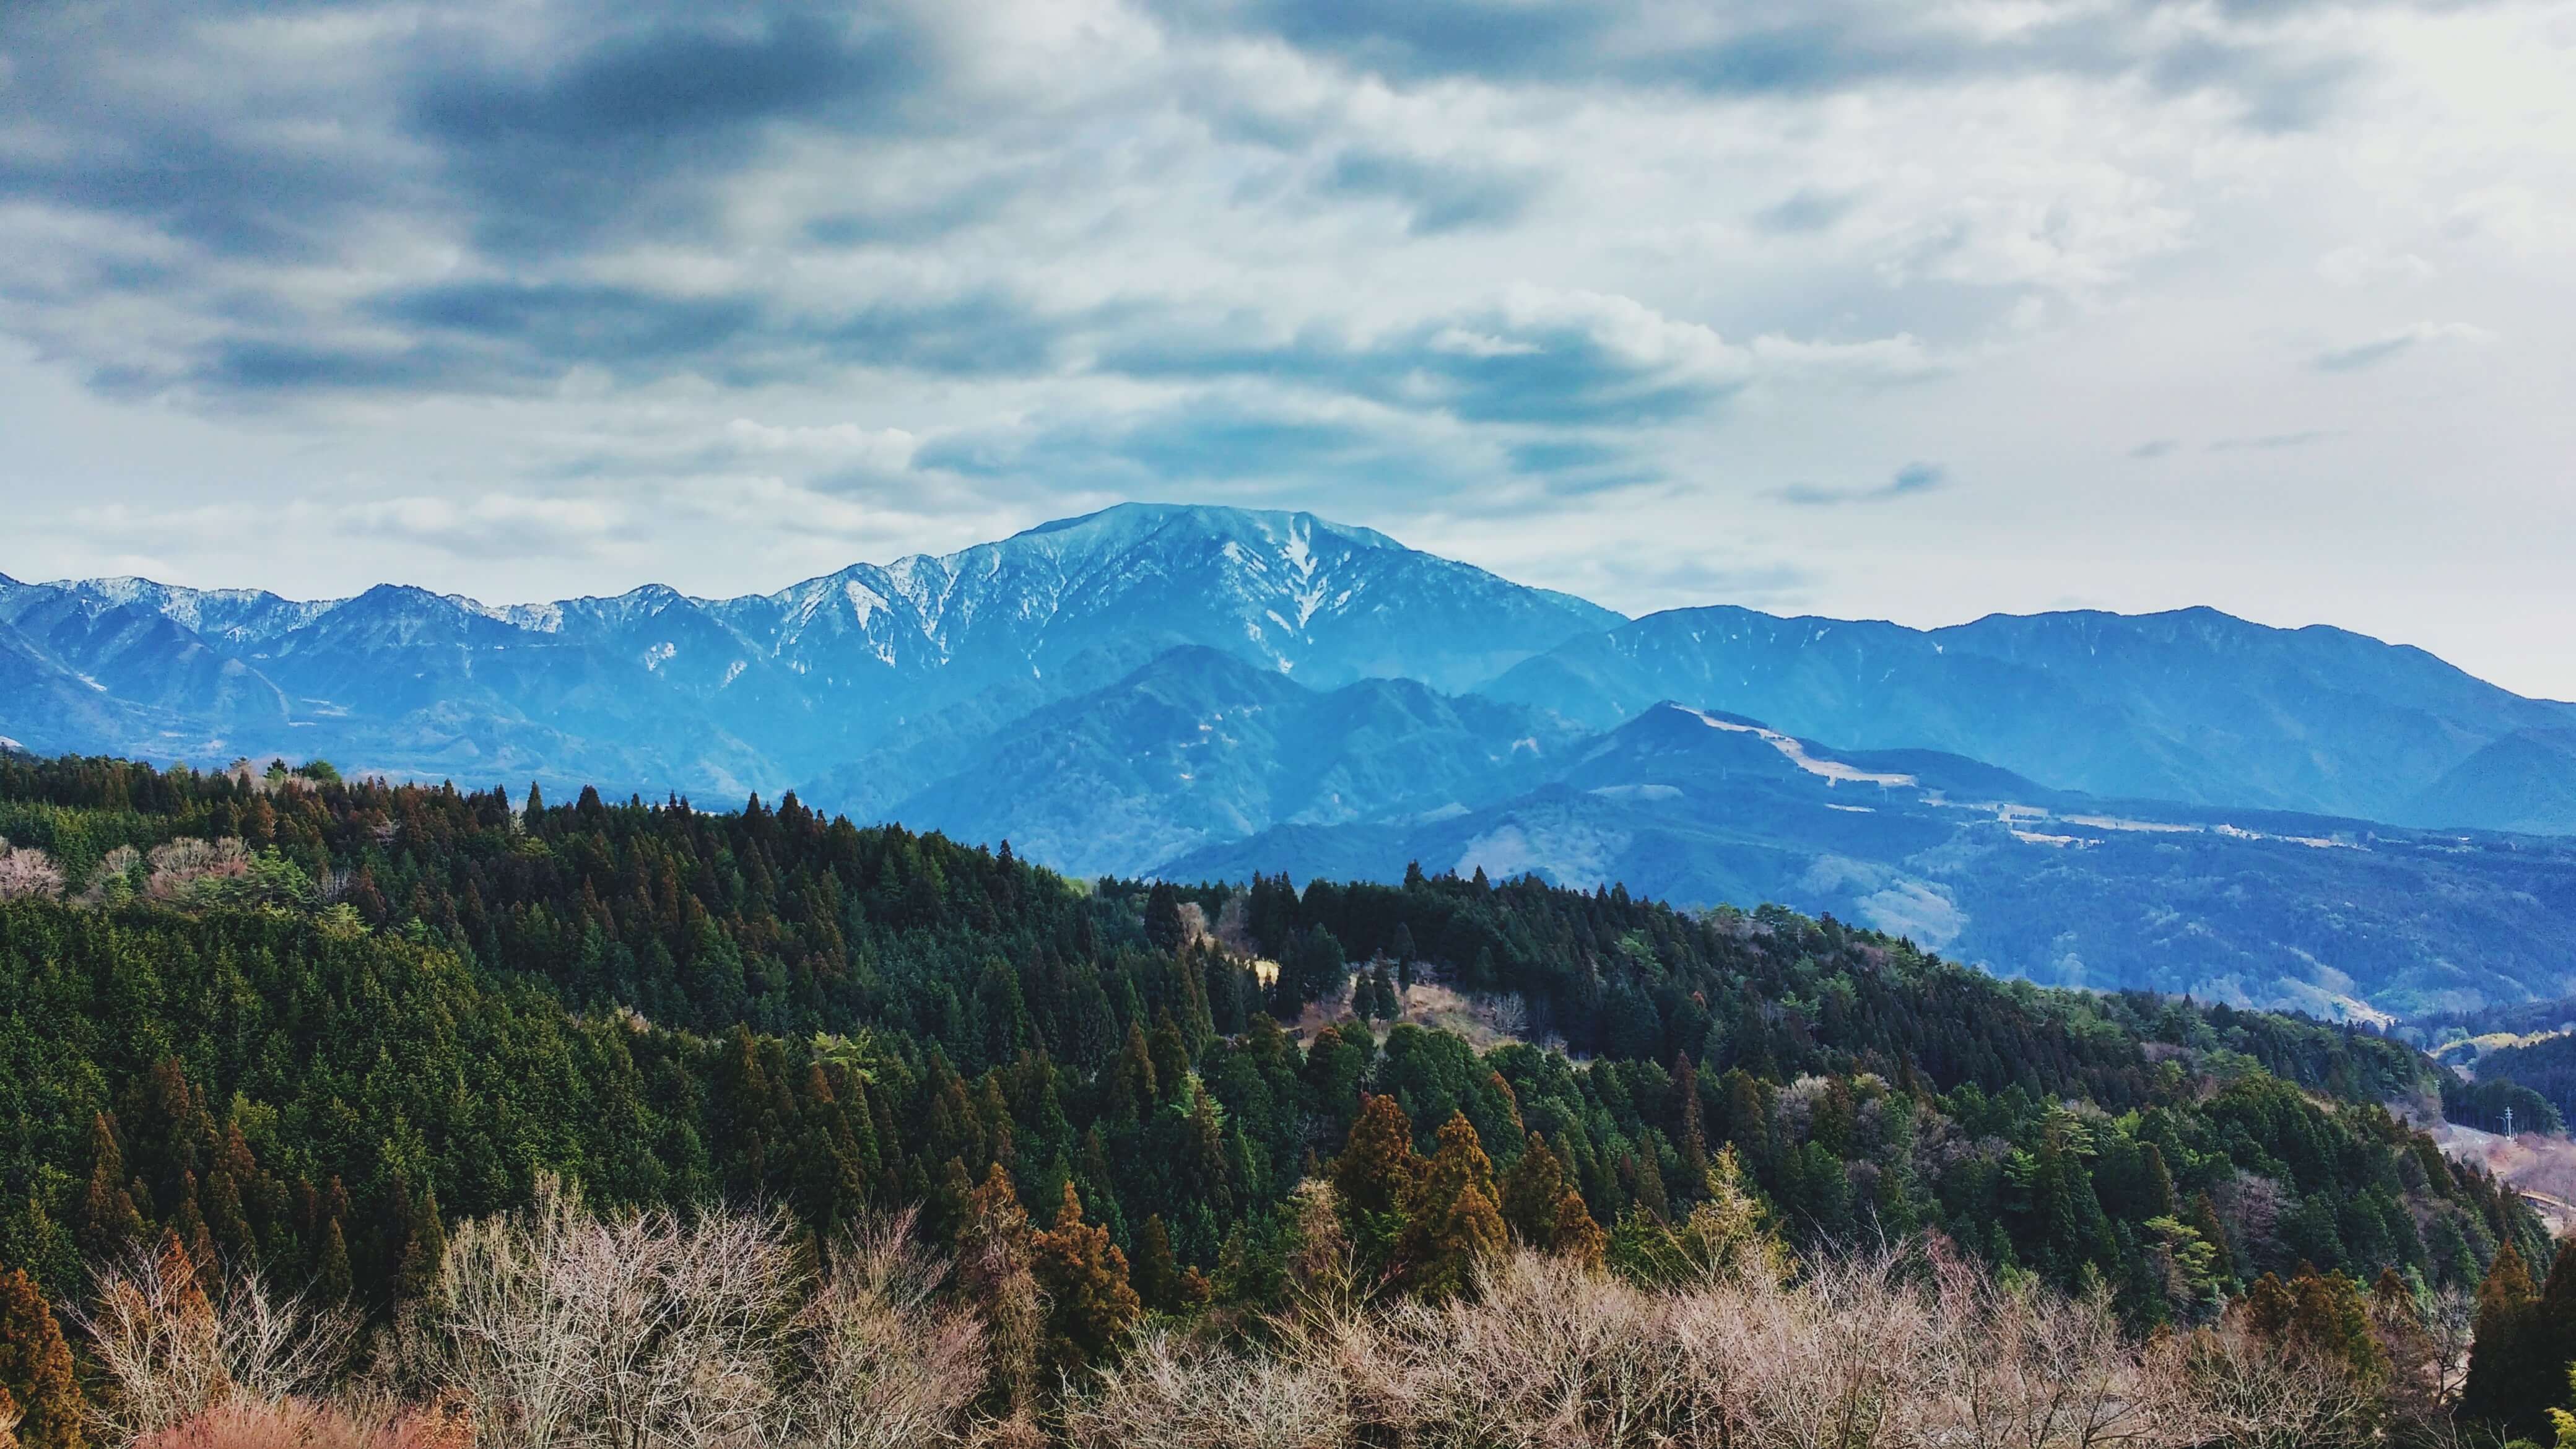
top-left (1753, 189), bottom-right (1858, 235)
top-left (2316, 246), bottom-right (2434, 288)
top-left (2312, 321), bottom-right (2494, 373)
top-left (2130, 439), bottom-right (2179, 460)
top-left (4, 0), bottom-right (2574, 699)
top-left (1164, 0), bottom-right (2376, 128)
top-left (336, 493), bottom-right (635, 560)
top-left (1318, 148), bottom-right (1546, 234)
top-left (2206, 430), bottom-right (2336, 452)
top-left (1773, 462), bottom-right (1948, 507)
top-left (405, 11), bottom-right (930, 255)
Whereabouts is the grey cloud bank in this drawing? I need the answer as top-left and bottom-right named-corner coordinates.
top-left (1, 0), bottom-right (2572, 697)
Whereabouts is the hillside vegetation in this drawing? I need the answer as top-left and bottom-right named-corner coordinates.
top-left (0, 753), bottom-right (2562, 1444)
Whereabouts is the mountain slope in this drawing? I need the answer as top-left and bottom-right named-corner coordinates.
top-left (843, 645), bottom-right (1580, 876)
top-left (1484, 604), bottom-right (2576, 825)
top-left (1163, 702), bottom-right (2576, 1017)
top-left (2405, 728), bottom-right (2576, 836)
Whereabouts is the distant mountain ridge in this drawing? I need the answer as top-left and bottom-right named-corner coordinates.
top-left (6, 502), bottom-right (2573, 833)
top-left (0, 503), bottom-right (1621, 790)
top-left (12, 500), bottom-right (2576, 1017)
top-left (1483, 603), bottom-right (2576, 829)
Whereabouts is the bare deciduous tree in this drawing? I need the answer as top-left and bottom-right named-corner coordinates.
top-left (781, 1211), bottom-right (986, 1449)
top-left (425, 1176), bottom-right (798, 1449)
top-left (0, 839), bottom-right (63, 900)
top-left (70, 1239), bottom-right (357, 1447)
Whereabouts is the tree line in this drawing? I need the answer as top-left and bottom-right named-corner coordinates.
top-left (0, 752), bottom-right (2565, 1441)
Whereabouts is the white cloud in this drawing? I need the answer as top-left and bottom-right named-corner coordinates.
top-left (0, 0), bottom-right (2573, 694)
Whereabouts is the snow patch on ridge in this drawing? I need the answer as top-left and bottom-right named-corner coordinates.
top-left (1682, 708), bottom-right (1917, 788)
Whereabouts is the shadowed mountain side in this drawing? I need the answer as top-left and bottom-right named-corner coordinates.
top-left (2405, 728), bottom-right (2576, 837)
top-left (1160, 703), bottom-right (2576, 1017)
top-left (827, 646), bottom-right (1582, 877)
top-left (1483, 604), bottom-right (2576, 829)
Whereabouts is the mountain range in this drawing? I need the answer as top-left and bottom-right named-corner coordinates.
top-left (8, 500), bottom-right (2576, 1017)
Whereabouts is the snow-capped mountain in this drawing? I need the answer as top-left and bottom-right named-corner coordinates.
top-left (0, 503), bottom-right (1622, 787)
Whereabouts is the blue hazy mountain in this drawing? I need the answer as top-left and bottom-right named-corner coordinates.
top-left (11, 503), bottom-right (2576, 1016)
top-left (2404, 728), bottom-right (2576, 837)
top-left (1160, 700), bottom-right (2576, 1017)
top-left (1481, 604), bottom-right (2576, 830)
top-left (0, 504), bottom-right (1621, 788)
top-left (804, 645), bottom-right (1581, 877)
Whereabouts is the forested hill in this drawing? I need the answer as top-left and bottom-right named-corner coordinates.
top-left (0, 753), bottom-right (2546, 1335)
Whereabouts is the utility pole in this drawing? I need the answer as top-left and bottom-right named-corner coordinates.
top-left (2505, 1103), bottom-right (2515, 1137)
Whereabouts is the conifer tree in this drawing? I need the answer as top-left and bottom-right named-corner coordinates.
top-left (1132, 1214), bottom-right (1185, 1312)
top-left (2188, 1191), bottom-right (2236, 1286)
top-left (1673, 1053), bottom-right (1710, 1181)
top-left (1401, 1112), bottom-right (1507, 1302)
top-left (1551, 1190), bottom-right (1607, 1267)
top-left (1143, 882), bottom-right (1185, 953)
top-left (1281, 1180), bottom-right (1354, 1319)
top-left (1029, 1182), bottom-right (1141, 1377)
top-left (0, 1266), bottom-right (85, 1449)
top-left (1500, 1133), bottom-right (1570, 1250)
top-left (2462, 1237), bottom-right (2544, 1434)
top-left (956, 1164), bottom-right (1040, 1413)
top-left (1330, 1095), bottom-right (1421, 1282)
top-left (391, 1177), bottom-right (446, 1302)
top-left (314, 1216), bottom-right (354, 1305)
top-left (2533, 1242), bottom-right (2576, 1415)
top-left (76, 1115), bottom-right (143, 1260)
top-left (2285, 1264), bottom-right (2387, 1383)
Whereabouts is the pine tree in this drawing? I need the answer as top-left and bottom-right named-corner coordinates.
top-left (2462, 1237), bottom-right (2544, 1434)
top-left (1362, 962), bottom-right (1398, 1021)
top-left (1029, 1182), bottom-right (1141, 1377)
top-left (1401, 1112), bottom-right (1508, 1302)
top-left (0, 1266), bottom-right (85, 1449)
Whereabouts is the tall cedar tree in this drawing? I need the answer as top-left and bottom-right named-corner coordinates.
top-left (1401, 1112), bottom-right (1509, 1302)
top-left (2535, 1243), bottom-right (2576, 1414)
top-left (75, 1116), bottom-right (142, 1261)
top-left (1029, 1182), bottom-right (1141, 1377)
top-left (1499, 1133), bottom-right (1570, 1250)
top-left (0, 1267), bottom-right (85, 1449)
top-left (1130, 1215), bottom-right (1208, 1313)
top-left (1331, 1095), bottom-right (1421, 1284)
top-left (955, 1165), bottom-right (1041, 1414)
top-left (2461, 1236), bottom-right (2546, 1435)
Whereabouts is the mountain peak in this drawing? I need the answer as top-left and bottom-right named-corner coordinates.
top-left (1012, 501), bottom-right (1404, 554)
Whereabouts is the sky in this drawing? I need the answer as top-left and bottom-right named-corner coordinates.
top-left (3, 0), bottom-right (2574, 695)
